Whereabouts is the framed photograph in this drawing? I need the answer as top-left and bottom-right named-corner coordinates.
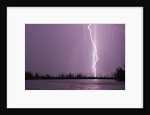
top-left (1, 0), bottom-right (147, 110)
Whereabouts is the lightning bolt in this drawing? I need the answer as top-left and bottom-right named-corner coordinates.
top-left (87, 24), bottom-right (98, 77)
top-left (71, 24), bottom-right (86, 73)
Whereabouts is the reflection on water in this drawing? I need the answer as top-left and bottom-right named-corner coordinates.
top-left (25, 79), bottom-right (125, 90)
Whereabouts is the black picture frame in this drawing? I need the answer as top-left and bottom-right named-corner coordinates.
top-left (1, 0), bottom-right (149, 112)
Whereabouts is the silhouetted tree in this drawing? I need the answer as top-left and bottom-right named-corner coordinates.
top-left (25, 71), bottom-right (33, 79)
top-left (34, 72), bottom-right (40, 79)
top-left (114, 66), bottom-right (125, 81)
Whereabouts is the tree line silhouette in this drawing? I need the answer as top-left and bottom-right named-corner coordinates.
top-left (25, 66), bottom-right (125, 81)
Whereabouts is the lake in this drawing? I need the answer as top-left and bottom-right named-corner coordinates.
top-left (25, 79), bottom-right (125, 90)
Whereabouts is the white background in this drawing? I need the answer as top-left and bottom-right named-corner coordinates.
top-left (7, 7), bottom-right (143, 108)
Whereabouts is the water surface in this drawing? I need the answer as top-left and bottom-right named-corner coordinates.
top-left (25, 79), bottom-right (125, 90)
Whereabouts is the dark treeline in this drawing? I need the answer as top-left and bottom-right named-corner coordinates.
top-left (25, 66), bottom-right (125, 81)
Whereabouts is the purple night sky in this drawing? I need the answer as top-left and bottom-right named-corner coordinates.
top-left (25, 24), bottom-right (125, 76)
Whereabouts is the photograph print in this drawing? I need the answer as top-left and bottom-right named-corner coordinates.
top-left (25, 24), bottom-right (125, 90)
